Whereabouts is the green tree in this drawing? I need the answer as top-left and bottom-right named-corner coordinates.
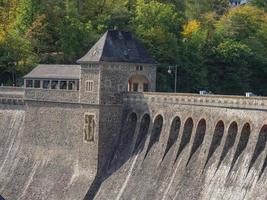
top-left (210, 40), bottom-right (252, 94)
top-left (251, 0), bottom-right (267, 11)
top-left (133, 0), bottom-right (183, 91)
top-left (58, 17), bottom-right (97, 63)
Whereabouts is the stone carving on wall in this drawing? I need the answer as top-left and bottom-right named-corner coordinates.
top-left (84, 113), bottom-right (95, 142)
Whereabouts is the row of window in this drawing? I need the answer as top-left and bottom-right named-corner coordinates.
top-left (84, 64), bottom-right (146, 71)
top-left (136, 66), bottom-right (144, 71)
top-left (25, 80), bottom-right (79, 91)
top-left (25, 79), bottom-right (149, 92)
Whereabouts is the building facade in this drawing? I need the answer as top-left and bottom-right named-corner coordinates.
top-left (23, 30), bottom-right (157, 170)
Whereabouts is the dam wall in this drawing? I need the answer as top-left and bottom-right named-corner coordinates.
top-left (0, 99), bottom-right (99, 200)
top-left (1, 86), bottom-right (267, 200)
top-left (92, 92), bottom-right (267, 200)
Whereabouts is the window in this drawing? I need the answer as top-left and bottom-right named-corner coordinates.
top-left (60, 81), bottom-right (67, 90)
top-left (133, 83), bottom-right (138, 92)
top-left (77, 81), bottom-right (79, 91)
top-left (26, 80), bottom-right (33, 88)
top-left (43, 80), bottom-right (50, 89)
top-left (68, 81), bottom-right (76, 90)
top-left (34, 80), bottom-right (41, 88)
top-left (51, 81), bottom-right (58, 89)
top-left (143, 83), bottom-right (149, 92)
top-left (136, 65), bottom-right (143, 71)
top-left (85, 80), bottom-right (94, 92)
top-left (84, 114), bottom-right (95, 142)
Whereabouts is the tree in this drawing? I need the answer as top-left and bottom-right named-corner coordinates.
top-left (251, 0), bottom-right (267, 11)
top-left (0, 31), bottom-right (37, 85)
top-left (133, 0), bottom-right (183, 91)
top-left (210, 40), bottom-right (252, 94)
top-left (215, 5), bottom-right (267, 95)
top-left (58, 17), bottom-right (97, 63)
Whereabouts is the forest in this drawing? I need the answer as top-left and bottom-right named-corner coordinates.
top-left (0, 0), bottom-right (266, 95)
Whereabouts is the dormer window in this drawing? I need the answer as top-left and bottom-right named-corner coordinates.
top-left (85, 80), bottom-right (94, 92)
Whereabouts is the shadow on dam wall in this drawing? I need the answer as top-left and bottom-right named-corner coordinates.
top-left (84, 98), bottom-right (267, 200)
top-left (84, 101), bottom-right (152, 200)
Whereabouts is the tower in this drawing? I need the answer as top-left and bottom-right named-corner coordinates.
top-left (77, 30), bottom-right (157, 105)
top-left (77, 30), bottom-right (157, 169)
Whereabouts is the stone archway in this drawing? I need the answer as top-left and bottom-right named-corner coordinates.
top-left (128, 74), bottom-right (149, 92)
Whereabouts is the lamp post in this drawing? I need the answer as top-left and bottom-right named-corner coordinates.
top-left (168, 65), bottom-right (178, 93)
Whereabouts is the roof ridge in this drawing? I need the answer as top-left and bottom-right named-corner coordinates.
top-left (99, 31), bottom-right (109, 62)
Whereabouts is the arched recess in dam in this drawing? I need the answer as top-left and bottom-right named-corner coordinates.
top-left (230, 123), bottom-right (251, 172)
top-left (176, 117), bottom-right (193, 161)
top-left (134, 114), bottom-right (151, 153)
top-left (123, 112), bottom-right (138, 145)
top-left (205, 120), bottom-right (224, 168)
top-left (107, 112), bottom-right (138, 169)
top-left (217, 121), bottom-right (238, 170)
top-left (187, 119), bottom-right (206, 165)
top-left (162, 116), bottom-right (181, 161)
top-left (249, 125), bottom-right (267, 173)
top-left (145, 115), bottom-right (163, 158)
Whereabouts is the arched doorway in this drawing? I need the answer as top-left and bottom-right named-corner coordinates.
top-left (128, 74), bottom-right (149, 92)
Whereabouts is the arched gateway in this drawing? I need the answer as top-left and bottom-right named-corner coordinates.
top-left (128, 74), bottom-right (150, 92)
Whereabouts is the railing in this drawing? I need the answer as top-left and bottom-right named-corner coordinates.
top-left (123, 92), bottom-right (267, 110)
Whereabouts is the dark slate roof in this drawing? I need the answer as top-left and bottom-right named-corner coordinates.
top-left (77, 30), bottom-right (157, 64)
top-left (23, 64), bottom-right (81, 79)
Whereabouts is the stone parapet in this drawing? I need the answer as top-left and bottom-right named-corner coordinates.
top-left (0, 86), bottom-right (25, 105)
top-left (25, 88), bottom-right (79, 103)
top-left (123, 92), bottom-right (267, 110)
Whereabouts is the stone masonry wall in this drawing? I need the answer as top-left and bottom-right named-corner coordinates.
top-left (98, 105), bottom-right (124, 171)
top-left (93, 92), bottom-right (267, 200)
top-left (79, 65), bottom-right (100, 104)
top-left (24, 89), bottom-right (79, 103)
top-left (100, 63), bottom-right (157, 105)
top-left (21, 101), bottom-right (99, 199)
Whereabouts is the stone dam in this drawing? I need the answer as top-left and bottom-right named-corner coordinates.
top-left (0, 30), bottom-right (267, 199)
top-left (1, 89), bottom-right (267, 200)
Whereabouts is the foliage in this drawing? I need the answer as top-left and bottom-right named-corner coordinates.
top-left (182, 20), bottom-right (201, 38)
top-left (0, 0), bottom-right (267, 95)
